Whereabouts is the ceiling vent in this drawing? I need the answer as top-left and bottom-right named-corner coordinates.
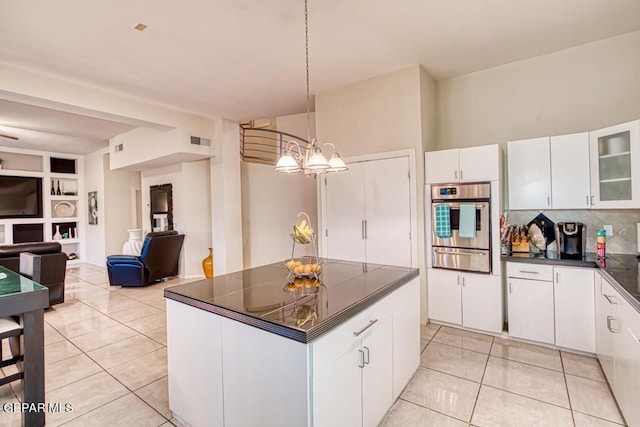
top-left (190, 136), bottom-right (211, 147)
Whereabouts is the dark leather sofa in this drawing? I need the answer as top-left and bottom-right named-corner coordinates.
top-left (0, 242), bottom-right (67, 306)
top-left (107, 230), bottom-right (185, 287)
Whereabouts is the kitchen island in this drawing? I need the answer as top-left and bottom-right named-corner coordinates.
top-left (164, 258), bottom-right (420, 427)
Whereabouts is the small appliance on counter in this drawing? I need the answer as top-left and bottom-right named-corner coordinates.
top-left (554, 222), bottom-right (586, 260)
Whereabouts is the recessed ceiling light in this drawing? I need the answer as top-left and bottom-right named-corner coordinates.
top-left (134, 23), bottom-right (147, 32)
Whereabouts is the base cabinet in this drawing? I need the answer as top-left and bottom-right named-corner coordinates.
top-left (507, 277), bottom-right (555, 344)
top-left (596, 272), bottom-right (640, 427)
top-left (595, 274), bottom-right (616, 381)
top-left (427, 268), bottom-right (502, 333)
top-left (554, 267), bottom-right (595, 352)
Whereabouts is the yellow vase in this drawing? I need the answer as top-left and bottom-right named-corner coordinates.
top-left (202, 248), bottom-right (214, 278)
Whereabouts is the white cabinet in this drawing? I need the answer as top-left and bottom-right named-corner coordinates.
top-left (312, 293), bottom-right (400, 427)
top-left (595, 273), bottom-right (616, 381)
top-left (595, 273), bottom-right (640, 427)
top-left (427, 269), bottom-right (461, 325)
top-left (554, 267), bottom-right (595, 352)
top-left (613, 297), bottom-right (640, 427)
top-left (391, 278), bottom-right (421, 400)
top-left (425, 144), bottom-right (500, 184)
top-left (313, 317), bottom-right (392, 427)
top-left (325, 156), bottom-right (411, 267)
top-left (550, 133), bottom-right (591, 209)
top-left (507, 263), bottom-right (597, 350)
top-left (589, 120), bottom-right (640, 208)
top-left (427, 268), bottom-right (502, 333)
top-left (507, 137), bottom-right (551, 210)
top-left (462, 274), bottom-right (503, 333)
top-left (313, 344), bottom-right (362, 427)
top-left (507, 277), bottom-right (555, 344)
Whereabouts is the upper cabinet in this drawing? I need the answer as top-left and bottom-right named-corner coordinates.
top-left (425, 144), bottom-right (500, 184)
top-left (550, 133), bottom-right (591, 209)
top-left (589, 120), bottom-right (640, 209)
top-left (507, 137), bottom-right (552, 210)
top-left (508, 123), bottom-right (640, 210)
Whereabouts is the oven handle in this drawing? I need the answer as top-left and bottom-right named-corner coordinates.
top-left (432, 203), bottom-right (487, 209)
top-left (433, 249), bottom-right (487, 256)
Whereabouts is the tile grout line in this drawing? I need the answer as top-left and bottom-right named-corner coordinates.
top-left (468, 336), bottom-right (495, 425)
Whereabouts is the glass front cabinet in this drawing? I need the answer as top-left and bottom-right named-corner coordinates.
top-left (589, 120), bottom-right (640, 208)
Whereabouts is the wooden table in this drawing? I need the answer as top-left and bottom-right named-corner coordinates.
top-left (0, 265), bottom-right (49, 427)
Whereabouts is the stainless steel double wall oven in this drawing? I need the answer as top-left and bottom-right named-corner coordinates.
top-left (431, 182), bottom-right (491, 273)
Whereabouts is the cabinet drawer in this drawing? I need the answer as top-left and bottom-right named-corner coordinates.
top-left (507, 262), bottom-right (553, 281)
top-left (311, 295), bottom-right (392, 375)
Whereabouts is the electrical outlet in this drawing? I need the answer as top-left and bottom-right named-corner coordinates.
top-left (603, 224), bottom-right (613, 236)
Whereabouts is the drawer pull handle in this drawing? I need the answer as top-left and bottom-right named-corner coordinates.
top-left (607, 315), bottom-right (619, 333)
top-left (603, 294), bottom-right (618, 305)
top-left (519, 270), bottom-right (539, 275)
top-left (354, 319), bottom-right (378, 337)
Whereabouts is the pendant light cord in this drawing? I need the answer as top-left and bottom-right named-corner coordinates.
top-left (305, 0), bottom-right (311, 145)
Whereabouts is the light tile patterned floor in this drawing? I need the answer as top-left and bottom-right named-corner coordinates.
top-left (0, 265), bottom-right (628, 426)
top-left (382, 324), bottom-right (627, 427)
top-left (0, 263), bottom-right (195, 426)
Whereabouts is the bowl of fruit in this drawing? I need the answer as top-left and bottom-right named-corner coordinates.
top-left (284, 259), bottom-right (321, 277)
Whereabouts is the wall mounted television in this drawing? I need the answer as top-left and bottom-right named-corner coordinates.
top-left (0, 176), bottom-right (43, 219)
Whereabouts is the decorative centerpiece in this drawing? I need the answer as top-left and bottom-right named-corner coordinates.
top-left (285, 212), bottom-right (320, 281)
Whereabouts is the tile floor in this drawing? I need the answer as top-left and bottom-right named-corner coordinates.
top-left (0, 263), bottom-right (194, 427)
top-left (381, 324), bottom-right (626, 427)
top-left (0, 265), bottom-right (628, 426)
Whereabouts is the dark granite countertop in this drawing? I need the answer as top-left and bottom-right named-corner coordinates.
top-left (164, 258), bottom-right (419, 343)
top-left (503, 251), bottom-right (640, 313)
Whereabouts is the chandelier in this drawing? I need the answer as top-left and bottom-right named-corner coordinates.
top-left (275, 0), bottom-right (348, 175)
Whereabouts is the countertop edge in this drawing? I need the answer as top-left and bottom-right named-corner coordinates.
top-left (164, 269), bottom-right (419, 344)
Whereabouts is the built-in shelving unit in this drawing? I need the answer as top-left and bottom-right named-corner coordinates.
top-left (0, 147), bottom-right (84, 263)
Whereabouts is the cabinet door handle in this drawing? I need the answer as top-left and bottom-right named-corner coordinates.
top-left (509, 282), bottom-right (512, 293)
top-left (361, 220), bottom-right (365, 240)
top-left (457, 275), bottom-right (460, 285)
top-left (607, 315), bottom-right (619, 333)
top-left (462, 276), bottom-right (465, 286)
top-left (591, 195), bottom-right (594, 206)
top-left (354, 319), bottom-right (378, 337)
top-left (547, 196), bottom-right (550, 206)
top-left (460, 170), bottom-right (464, 180)
top-left (358, 349), bottom-right (365, 368)
top-left (454, 170), bottom-right (458, 179)
top-left (556, 272), bottom-right (559, 283)
top-left (363, 346), bottom-right (370, 365)
top-left (586, 195), bottom-right (589, 206)
top-left (603, 294), bottom-right (618, 305)
top-left (364, 220), bottom-right (367, 240)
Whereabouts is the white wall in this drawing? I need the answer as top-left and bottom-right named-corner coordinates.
top-left (103, 153), bottom-right (141, 256)
top-left (84, 149), bottom-right (106, 265)
top-left (437, 31), bottom-right (640, 149)
top-left (181, 159), bottom-right (213, 277)
top-left (241, 163), bottom-right (318, 268)
top-left (211, 118), bottom-right (244, 275)
top-left (276, 112), bottom-right (316, 142)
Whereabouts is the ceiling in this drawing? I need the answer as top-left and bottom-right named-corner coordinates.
top-left (1, 0), bottom-right (640, 154)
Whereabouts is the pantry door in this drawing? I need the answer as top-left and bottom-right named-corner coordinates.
top-left (363, 157), bottom-right (411, 267)
top-left (325, 156), bottom-right (411, 267)
top-left (325, 162), bottom-right (366, 263)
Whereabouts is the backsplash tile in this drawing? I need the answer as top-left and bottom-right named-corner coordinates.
top-left (505, 209), bottom-right (640, 255)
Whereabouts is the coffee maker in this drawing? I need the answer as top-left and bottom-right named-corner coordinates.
top-left (554, 222), bottom-right (587, 259)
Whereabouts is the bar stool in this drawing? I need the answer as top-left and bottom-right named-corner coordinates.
top-left (0, 317), bottom-right (23, 386)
